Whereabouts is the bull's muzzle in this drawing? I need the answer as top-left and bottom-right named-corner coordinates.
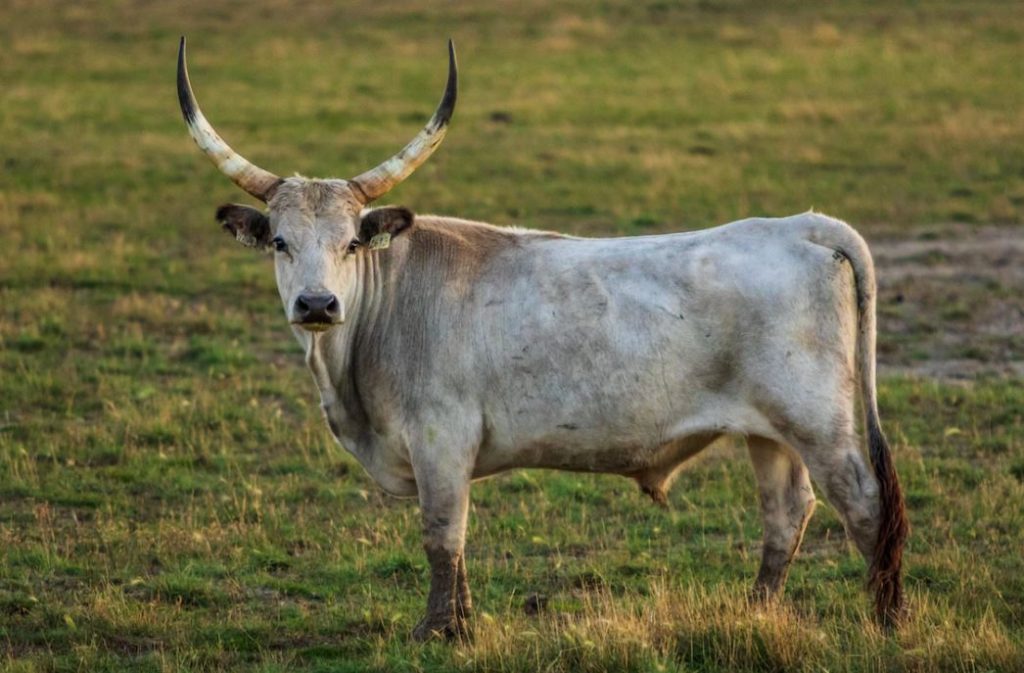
top-left (293, 292), bottom-right (342, 331)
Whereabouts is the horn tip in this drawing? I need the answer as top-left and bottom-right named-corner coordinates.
top-left (447, 38), bottom-right (457, 67)
top-left (176, 37), bottom-right (198, 125)
top-left (436, 38), bottom-right (457, 128)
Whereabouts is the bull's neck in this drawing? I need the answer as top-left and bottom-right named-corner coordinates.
top-left (302, 247), bottom-right (391, 463)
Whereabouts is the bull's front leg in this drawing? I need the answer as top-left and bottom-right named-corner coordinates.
top-left (411, 454), bottom-right (473, 642)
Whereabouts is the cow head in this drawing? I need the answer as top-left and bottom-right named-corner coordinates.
top-left (176, 37), bottom-right (455, 332)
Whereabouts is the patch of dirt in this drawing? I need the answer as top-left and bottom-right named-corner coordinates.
top-left (869, 224), bottom-right (1024, 379)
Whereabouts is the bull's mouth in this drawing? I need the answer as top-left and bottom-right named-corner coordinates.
top-left (291, 321), bottom-right (339, 333)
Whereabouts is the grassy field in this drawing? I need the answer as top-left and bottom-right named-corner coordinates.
top-left (1, 0), bottom-right (1023, 670)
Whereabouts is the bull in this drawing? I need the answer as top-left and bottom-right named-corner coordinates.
top-left (176, 37), bottom-right (908, 640)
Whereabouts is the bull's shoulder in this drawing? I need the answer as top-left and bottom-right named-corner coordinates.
top-left (408, 215), bottom-right (564, 265)
top-left (384, 215), bottom-right (565, 293)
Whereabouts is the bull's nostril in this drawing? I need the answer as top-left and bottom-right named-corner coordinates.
top-left (295, 296), bottom-right (310, 313)
top-left (325, 296), bottom-right (340, 316)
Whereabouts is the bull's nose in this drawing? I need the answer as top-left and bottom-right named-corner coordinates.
top-left (294, 292), bottom-right (341, 328)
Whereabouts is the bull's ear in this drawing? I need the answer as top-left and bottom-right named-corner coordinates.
top-left (359, 206), bottom-right (414, 243)
top-left (216, 204), bottom-right (271, 249)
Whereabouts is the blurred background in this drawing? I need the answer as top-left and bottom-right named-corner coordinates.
top-left (1, 1), bottom-right (1021, 671)
top-left (4, 0), bottom-right (1022, 374)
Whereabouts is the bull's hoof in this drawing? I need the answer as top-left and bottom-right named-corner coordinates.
top-left (747, 583), bottom-right (781, 606)
top-left (412, 614), bottom-right (470, 642)
top-left (875, 602), bottom-right (907, 634)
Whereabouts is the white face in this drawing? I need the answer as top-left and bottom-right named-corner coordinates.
top-left (266, 180), bottom-right (364, 332)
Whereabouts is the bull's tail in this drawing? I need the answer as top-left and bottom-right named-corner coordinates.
top-left (812, 215), bottom-right (910, 629)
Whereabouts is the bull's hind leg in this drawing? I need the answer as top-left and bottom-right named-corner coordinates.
top-left (794, 431), bottom-right (881, 562)
top-left (747, 436), bottom-right (817, 601)
top-left (790, 427), bottom-right (886, 603)
top-left (762, 362), bottom-right (903, 624)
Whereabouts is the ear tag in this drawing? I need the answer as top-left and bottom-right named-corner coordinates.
top-left (368, 232), bottom-right (391, 251)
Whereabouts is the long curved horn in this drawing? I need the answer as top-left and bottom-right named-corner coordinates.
top-left (348, 40), bottom-right (458, 204)
top-left (177, 37), bottom-right (282, 202)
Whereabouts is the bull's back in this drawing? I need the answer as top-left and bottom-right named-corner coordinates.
top-left (462, 217), bottom-right (838, 474)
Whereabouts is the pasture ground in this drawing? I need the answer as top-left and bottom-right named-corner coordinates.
top-left (1, 1), bottom-right (1022, 671)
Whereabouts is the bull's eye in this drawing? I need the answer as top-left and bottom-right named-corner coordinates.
top-left (271, 236), bottom-right (288, 253)
top-left (347, 240), bottom-right (360, 254)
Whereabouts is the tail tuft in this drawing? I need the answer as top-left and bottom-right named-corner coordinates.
top-left (866, 417), bottom-right (910, 630)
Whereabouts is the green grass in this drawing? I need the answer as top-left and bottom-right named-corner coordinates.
top-left (1, 1), bottom-right (1023, 670)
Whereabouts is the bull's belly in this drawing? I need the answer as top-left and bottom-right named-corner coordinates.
top-left (471, 395), bottom-right (772, 480)
top-left (472, 432), bottom-right (662, 479)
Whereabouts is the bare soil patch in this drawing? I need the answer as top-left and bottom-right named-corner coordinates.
top-left (870, 225), bottom-right (1024, 379)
